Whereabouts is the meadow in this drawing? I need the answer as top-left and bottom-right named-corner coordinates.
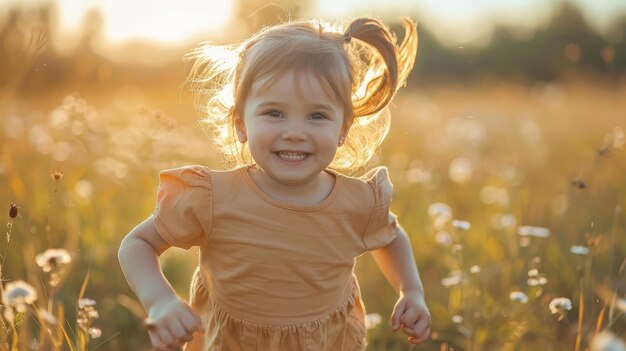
top-left (1, 72), bottom-right (624, 350)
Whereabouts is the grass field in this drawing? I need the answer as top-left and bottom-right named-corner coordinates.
top-left (1, 77), bottom-right (625, 350)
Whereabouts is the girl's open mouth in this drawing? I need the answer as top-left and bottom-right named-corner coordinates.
top-left (274, 151), bottom-right (310, 162)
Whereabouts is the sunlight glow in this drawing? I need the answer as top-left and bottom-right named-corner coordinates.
top-left (101, 1), bottom-right (234, 43)
top-left (2, 0), bottom-right (624, 47)
top-left (57, 0), bottom-right (234, 44)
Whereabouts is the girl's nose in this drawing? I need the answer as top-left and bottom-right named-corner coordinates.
top-left (281, 121), bottom-right (307, 141)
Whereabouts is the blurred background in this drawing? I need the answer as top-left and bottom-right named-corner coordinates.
top-left (1, 0), bottom-right (625, 350)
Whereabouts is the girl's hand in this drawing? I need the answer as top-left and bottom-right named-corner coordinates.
top-left (391, 290), bottom-right (431, 345)
top-left (145, 297), bottom-right (204, 350)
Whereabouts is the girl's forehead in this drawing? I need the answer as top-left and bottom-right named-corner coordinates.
top-left (249, 68), bottom-right (342, 104)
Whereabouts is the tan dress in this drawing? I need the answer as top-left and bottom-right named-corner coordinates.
top-left (153, 165), bottom-right (398, 351)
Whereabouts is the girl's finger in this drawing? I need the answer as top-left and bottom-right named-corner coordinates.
top-left (409, 325), bottom-right (431, 345)
top-left (404, 317), bottom-right (431, 340)
top-left (150, 329), bottom-right (174, 351)
top-left (390, 301), bottom-right (406, 330)
top-left (148, 330), bottom-right (162, 350)
top-left (158, 328), bottom-right (178, 349)
top-left (169, 319), bottom-right (193, 343)
top-left (181, 312), bottom-right (204, 334)
top-left (400, 306), bottom-right (419, 327)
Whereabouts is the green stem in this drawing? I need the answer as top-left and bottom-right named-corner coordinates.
top-left (1, 219), bottom-right (13, 279)
top-left (575, 277), bottom-right (584, 351)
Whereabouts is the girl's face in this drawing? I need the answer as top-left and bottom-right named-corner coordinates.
top-left (239, 69), bottom-right (347, 189)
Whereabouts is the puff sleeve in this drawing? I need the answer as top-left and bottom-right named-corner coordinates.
top-left (362, 167), bottom-right (398, 251)
top-left (152, 165), bottom-right (213, 249)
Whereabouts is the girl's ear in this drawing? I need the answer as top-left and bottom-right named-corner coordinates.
top-left (338, 120), bottom-right (352, 147)
top-left (235, 117), bottom-right (248, 143)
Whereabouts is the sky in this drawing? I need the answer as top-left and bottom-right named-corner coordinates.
top-left (3, 0), bottom-right (626, 49)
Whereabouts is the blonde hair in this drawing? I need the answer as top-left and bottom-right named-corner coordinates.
top-left (185, 17), bottom-right (417, 173)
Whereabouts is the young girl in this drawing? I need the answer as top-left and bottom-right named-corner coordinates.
top-left (118, 17), bottom-right (430, 351)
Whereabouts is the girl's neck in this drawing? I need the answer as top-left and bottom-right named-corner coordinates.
top-left (247, 166), bottom-right (336, 206)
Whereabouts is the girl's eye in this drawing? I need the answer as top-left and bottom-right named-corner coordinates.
top-left (265, 110), bottom-right (282, 118)
top-left (310, 112), bottom-right (328, 120)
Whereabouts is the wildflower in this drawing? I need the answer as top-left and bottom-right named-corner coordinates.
top-left (88, 328), bottom-right (102, 338)
top-left (500, 213), bottom-right (516, 228)
top-left (38, 308), bottom-right (58, 325)
top-left (570, 245), bottom-right (590, 256)
top-left (491, 213), bottom-right (517, 230)
top-left (36, 248), bottom-right (72, 287)
top-left (527, 276), bottom-right (548, 286)
top-left (441, 271), bottom-right (463, 288)
top-left (365, 313), bottom-right (382, 329)
top-left (549, 297), bottom-right (572, 315)
top-left (509, 291), bottom-right (528, 304)
top-left (470, 265), bottom-right (481, 274)
top-left (452, 244), bottom-right (463, 254)
top-left (452, 219), bottom-right (471, 231)
top-left (428, 202), bottom-right (452, 230)
top-left (77, 298), bottom-right (101, 338)
top-left (519, 237), bottom-right (531, 247)
top-left (527, 269), bottom-right (548, 286)
top-left (406, 166), bottom-right (431, 184)
top-left (75, 180), bottom-right (94, 199)
top-left (428, 203), bottom-right (451, 219)
top-left (9, 203), bottom-right (18, 219)
top-left (50, 171), bottom-right (64, 181)
top-left (2, 280), bottom-right (38, 321)
top-left (480, 186), bottom-right (509, 206)
top-left (451, 315), bottom-right (463, 324)
top-left (590, 331), bottom-right (626, 351)
top-left (448, 157), bottom-right (472, 184)
top-left (517, 226), bottom-right (550, 238)
top-left (435, 231), bottom-right (452, 246)
top-left (36, 248), bottom-right (72, 272)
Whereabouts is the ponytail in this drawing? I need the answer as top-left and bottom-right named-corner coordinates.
top-left (345, 17), bottom-right (417, 118)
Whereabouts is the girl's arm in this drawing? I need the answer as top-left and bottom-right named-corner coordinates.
top-left (370, 224), bottom-right (424, 294)
top-left (118, 216), bottom-right (202, 349)
top-left (370, 223), bottom-right (431, 344)
top-left (118, 216), bottom-right (176, 311)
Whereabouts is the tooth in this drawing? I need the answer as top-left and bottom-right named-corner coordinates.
top-left (278, 152), bottom-right (306, 160)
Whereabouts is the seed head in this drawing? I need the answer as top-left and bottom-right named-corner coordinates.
top-left (517, 225), bottom-right (550, 238)
top-left (50, 171), bottom-right (64, 182)
top-left (509, 291), bottom-right (529, 304)
top-left (571, 179), bottom-right (586, 189)
top-left (36, 248), bottom-right (72, 272)
top-left (36, 248), bottom-right (72, 287)
top-left (441, 271), bottom-right (463, 288)
top-left (2, 280), bottom-right (38, 312)
top-left (77, 297), bottom-right (101, 338)
top-left (590, 331), bottom-right (626, 351)
top-left (570, 245), bottom-right (590, 256)
top-left (9, 203), bottom-right (18, 219)
top-left (549, 297), bottom-right (573, 321)
top-left (452, 219), bottom-right (471, 231)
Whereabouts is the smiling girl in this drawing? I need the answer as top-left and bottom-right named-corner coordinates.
top-left (118, 17), bottom-right (429, 351)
